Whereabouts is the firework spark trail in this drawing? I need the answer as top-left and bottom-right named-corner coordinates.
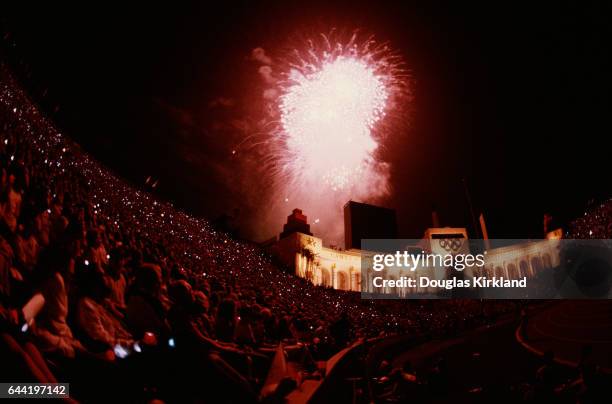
top-left (251, 32), bottom-right (407, 243)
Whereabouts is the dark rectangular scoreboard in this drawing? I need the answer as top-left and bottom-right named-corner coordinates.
top-left (344, 201), bottom-right (397, 250)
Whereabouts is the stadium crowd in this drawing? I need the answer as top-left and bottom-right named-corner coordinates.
top-left (568, 200), bottom-right (612, 239)
top-left (3, 60), bottom-right (604, 404)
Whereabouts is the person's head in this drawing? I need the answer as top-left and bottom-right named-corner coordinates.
top-left (35, 243), bottom-right (72, 281)
top-left (238, 305), bottom-right (253, 323)
top-left (260, 307), bottom-right (272, 321)
top-left (107, 248), bottom-right (126, 276)
top-left (217, 298), bottom-right (237, 322)
top-left (7, 168), bottom-right (16, 188)
top-left (378, 360), bottom-right (391, 374)
top-left (168, 280), bottom-right (193, 308)
top-left (77, 206), bottom-right (85, 222)
top-left (0, 221), bottom-right (14, 244)
top-left (134, 263), bottom-right (163, 297)
top-left (86, 229), bottom-right (101, 248)
top-left (79, 269), bottom-right (111, 302)
top-left (193, 290), bottom-right (210, 313)
top-left (210, 291), bottom-right (220, 309)
top-left (51, 198), bottom-right (62, 215)
top-left (12, 165), bottom-right (28, 192)
top-left (129, 249), bottom-right (143, 269)
top-left (22, 220), bottom-right (36, 239)
top-left (171, 264), bottom-right (188, 281)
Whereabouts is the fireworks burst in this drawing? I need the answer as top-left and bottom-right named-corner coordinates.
top-left (242, 31), bottom-right (408, 242)
top-left (276, 33), bottom-right (405, 194)
top-left (280, 54), bottom-right (389, 190)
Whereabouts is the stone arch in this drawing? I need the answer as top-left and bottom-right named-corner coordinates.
top-left (507, 263), bottom-right (519, 279)
top-left (531, 256), bottom-right (543, 274)
top-left (352, 271), bottom-right (361, 291)
top-left (321, 268), bottom-right (331, 287)
top-left (337, 271), bottom-right (348, 290)
top-left (519, 260), bottom-right (530, 278)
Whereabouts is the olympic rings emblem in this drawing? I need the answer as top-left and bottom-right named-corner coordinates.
top-left (439, 238), bottom-right (463, 252)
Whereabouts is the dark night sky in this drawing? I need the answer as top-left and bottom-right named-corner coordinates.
top-left (1, 1), bottom-right (610, 240)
